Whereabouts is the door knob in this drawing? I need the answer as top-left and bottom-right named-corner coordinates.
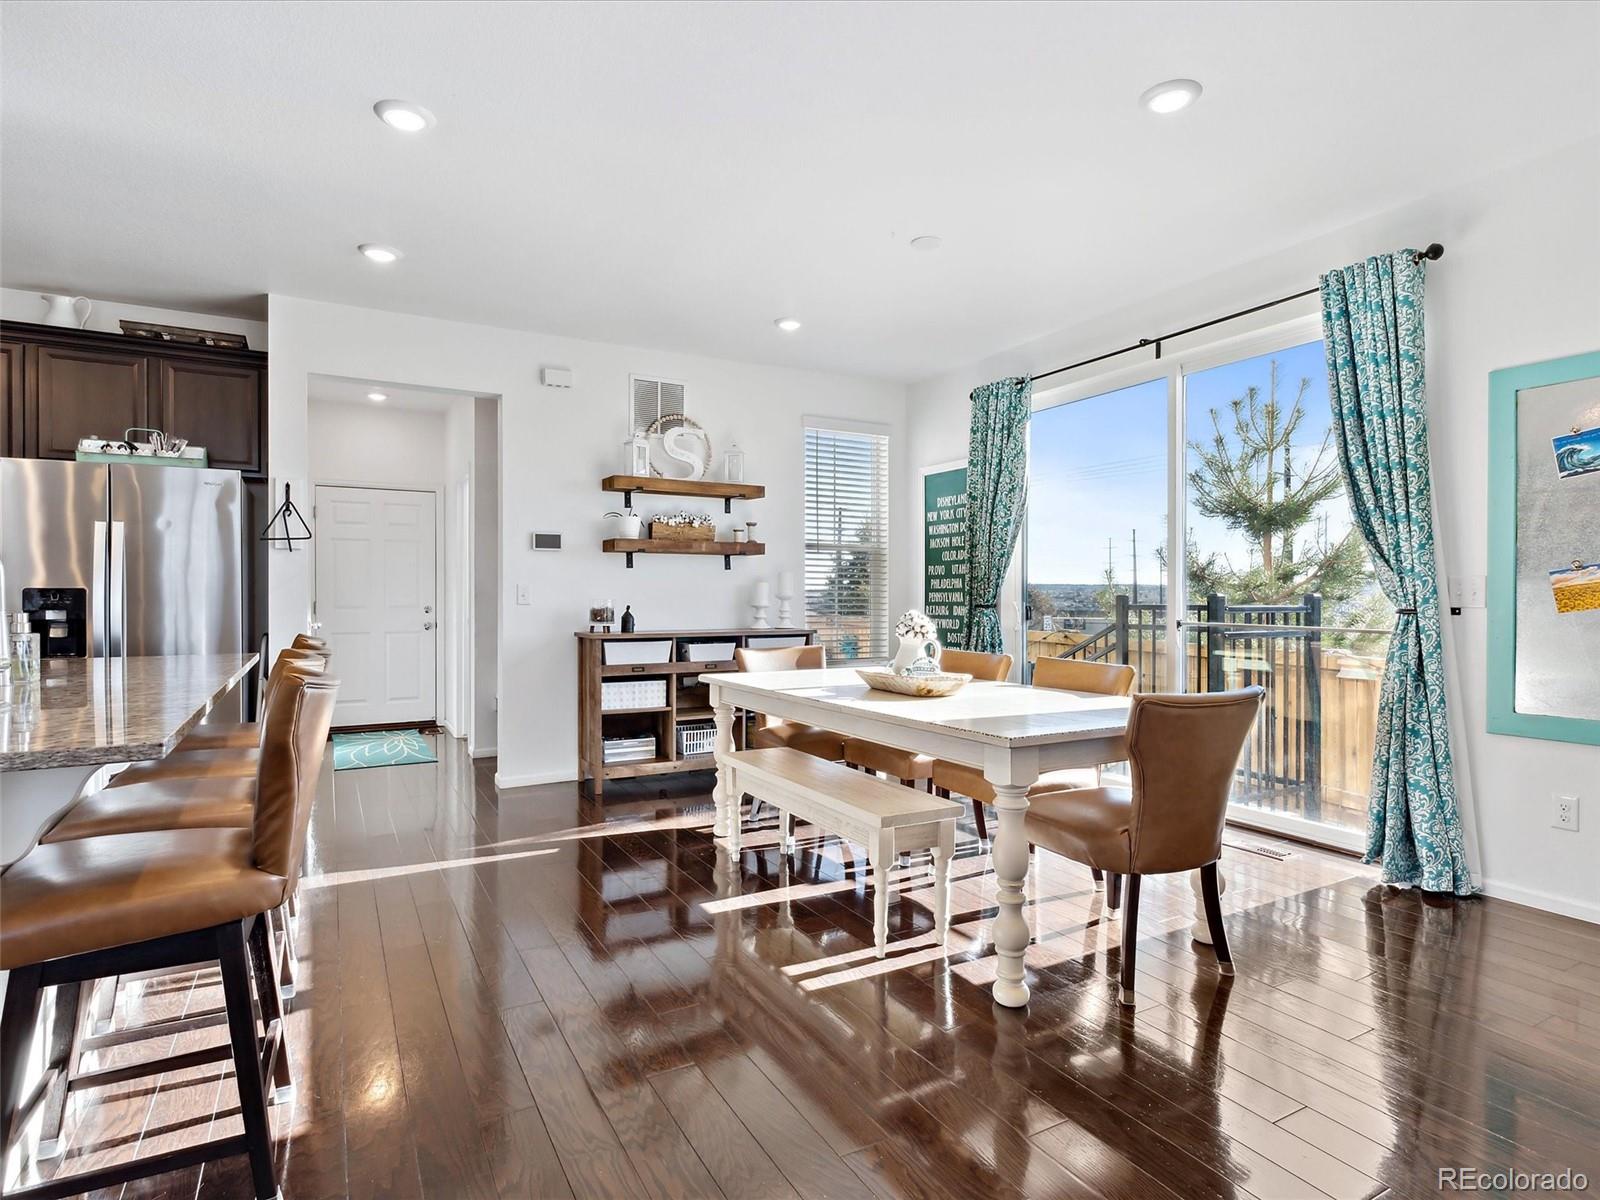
top-left (423, 621), bottom-right (435, 631)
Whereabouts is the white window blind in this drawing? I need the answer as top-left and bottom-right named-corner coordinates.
top-left (804, 424), bottom-right (890, 660)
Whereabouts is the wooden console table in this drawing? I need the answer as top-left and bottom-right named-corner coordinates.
top-left (576, 627), bottom-right (816, 795)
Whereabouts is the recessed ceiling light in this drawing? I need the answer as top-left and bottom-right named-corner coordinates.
top-left (373, 100), bottom-right (436, 133)
top-left (909, 235), bottom-right (943, 252)
top-left (367, 391), bottom-right (388, 402)
top-left (774, 318), bottom-right (802, 333)
top-left (358, 243), bottom-right (402, 264)
top-left (1139, 78), bottom-right (1202, 114)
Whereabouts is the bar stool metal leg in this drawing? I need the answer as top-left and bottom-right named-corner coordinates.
top-left (218, 918), bottom-right (280, 1200)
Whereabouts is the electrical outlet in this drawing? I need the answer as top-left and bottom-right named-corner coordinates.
top-left (1553, 794), bottom-right (1579, 832)
top-left (515, 583), bottom-right (531, 605)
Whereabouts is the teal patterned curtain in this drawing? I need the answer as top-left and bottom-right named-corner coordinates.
top-left (1320, 252), bottom-right (1474, 895)
top-left (962, 376), bottom-right (1031, 652)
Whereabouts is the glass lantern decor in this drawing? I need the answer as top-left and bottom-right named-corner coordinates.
top-left (623, 432), bottom-right (650, 477)
top-left (723, 441), bottom-right (746, 483)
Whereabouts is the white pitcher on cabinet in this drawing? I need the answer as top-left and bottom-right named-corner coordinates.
top-left (40, 294), bottom-right (92, 328)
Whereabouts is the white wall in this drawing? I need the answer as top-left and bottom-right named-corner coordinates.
top-left (269, 298), bottom-right (910, 786)
top-left (307, 399), bottom-right (449, 487)
top-left (905, 138), bottom-right (1600, 923)
top-left (472, 396), bottom-right (499, 755)
top-left (0, 287), bottom-right (267, 350)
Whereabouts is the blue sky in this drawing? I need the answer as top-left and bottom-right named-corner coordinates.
top-left (1026, 339), bottom-right (1349, 588)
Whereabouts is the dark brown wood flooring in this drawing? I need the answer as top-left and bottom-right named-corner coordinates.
top-left (11, 736), bottom-right (1600, 1199)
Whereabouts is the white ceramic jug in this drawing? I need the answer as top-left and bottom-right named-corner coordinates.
top-left (40, 294), bottom-right (92, 328)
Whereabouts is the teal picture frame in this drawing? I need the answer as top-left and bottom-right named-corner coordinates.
top-left (1486, 348), bottom-right (1600, 745)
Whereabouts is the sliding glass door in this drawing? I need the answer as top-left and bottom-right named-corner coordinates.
top-left (1025, 321), bottom-right (1389, 850)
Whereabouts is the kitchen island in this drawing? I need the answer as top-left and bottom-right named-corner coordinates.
top-left (0, 653), bottom-right (258, 863)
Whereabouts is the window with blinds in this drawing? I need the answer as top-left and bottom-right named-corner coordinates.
top-left (804, 424), bottom-right (890, 660)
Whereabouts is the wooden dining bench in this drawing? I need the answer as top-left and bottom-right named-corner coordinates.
top-left (725, 747), bottom-right (963, 956)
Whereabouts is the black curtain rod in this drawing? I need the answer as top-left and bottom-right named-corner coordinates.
top-left (1030, 242), bottom-right (1444, 385)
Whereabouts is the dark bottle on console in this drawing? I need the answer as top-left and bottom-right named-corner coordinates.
top-left (620, 605), bottom-right (635, 633)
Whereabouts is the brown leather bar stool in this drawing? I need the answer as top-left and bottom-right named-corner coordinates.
top-left (1023, 686), bottom-right (1263, 1006)
top-left (734, 645), bottom-right (846, 761)
top-left (931, 657), bottom-right (1136, 842)
top-left (33, 663), bottom-right (327, 1072)
top-left (110, 650), bottom-right (326, 785)
top-left (843, 649), bottom-right (1012, 790)
top-left (0, 676), bottom-right (338, 1199)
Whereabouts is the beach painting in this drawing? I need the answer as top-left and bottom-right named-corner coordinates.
top-left (1550, 561), bottom-right (1600, 614)
top-left (1553, 425), bottom-right (1600, 478)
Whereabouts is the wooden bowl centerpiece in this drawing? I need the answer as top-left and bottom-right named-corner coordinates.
top-left (855, 668), bottom-right (973, 697)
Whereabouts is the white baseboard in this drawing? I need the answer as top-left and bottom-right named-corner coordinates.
top-left (494, 768), bottom-right (578, 789)
top-left (469, 745), bottom-right (497, 759)
top-left (1478, 877), bottom-right (1600, 926)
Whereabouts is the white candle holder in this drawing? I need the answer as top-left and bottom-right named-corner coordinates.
top-left (751, 580), bottom-right (772, 629)
top-left (776, 570), bottom-right (794, 626)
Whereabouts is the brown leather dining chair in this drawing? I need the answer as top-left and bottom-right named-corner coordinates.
top-left (931, 656), bottom-right (1136, 843)
top-left (734, 644), bottom-right (845, 761)
top-left (1024, 686), bottom-right (1264, 1006)
top-left (843, 649), bottom-right (1013, 790)
top-left (0, 673), bottom-right (339, 1199)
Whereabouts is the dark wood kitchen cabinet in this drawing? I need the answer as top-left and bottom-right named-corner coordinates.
top-left (156, 357), bottom-right (264, 473)
top-left (29, 342), bottom-right (153, 460)
top-left (0, 339), bottom-right (22, 456)
top-left (0, 320), bottom-right (266, 477)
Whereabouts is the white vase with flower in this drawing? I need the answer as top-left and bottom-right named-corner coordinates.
top-left (890, 610), bottom-right (942, 676)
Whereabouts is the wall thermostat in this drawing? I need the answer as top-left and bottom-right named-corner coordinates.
top-left (531, 532), bottom-right (562, 550)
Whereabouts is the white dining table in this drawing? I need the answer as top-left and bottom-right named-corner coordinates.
top-left (706, 666), bottom-right (1141, 1008)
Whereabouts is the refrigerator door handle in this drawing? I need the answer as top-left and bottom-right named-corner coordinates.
top-left (109, 520), bottom-right (127, 657)
top-left (92, 520), bottom-right (108, 656)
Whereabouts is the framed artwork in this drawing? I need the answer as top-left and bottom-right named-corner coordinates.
top-left (921, 461), bottom-right (968, 648)
top-left (1487, 348), bottom-right (1600, 745)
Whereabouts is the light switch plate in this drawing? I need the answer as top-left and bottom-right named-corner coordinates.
top-left (1448, 575), bottom-right (1486, 608)
top-left (515, 583), bottom-right (531, 605)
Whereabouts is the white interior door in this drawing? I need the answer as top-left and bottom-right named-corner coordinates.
top-left (314, 484), bottom-right (437, 727)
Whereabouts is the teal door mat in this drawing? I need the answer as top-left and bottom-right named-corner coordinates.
top-left (331, 729), bottom-right (439, 771)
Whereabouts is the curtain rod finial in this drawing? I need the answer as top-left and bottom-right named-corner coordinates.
top-left (1414, 243), bottom-right (1444, 263)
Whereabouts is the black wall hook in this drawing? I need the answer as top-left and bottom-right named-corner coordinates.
top-left (260, 483), bottom-right (312, 551)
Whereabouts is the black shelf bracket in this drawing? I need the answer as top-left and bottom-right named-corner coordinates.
top-left (724, 498), bottom-right (732, 513)
top-left (723, 554), bottom-right (732, 570)
top-left (625, 551), bottom-right (635, 569)
top-left (623, 489), bottom-right (633, 508)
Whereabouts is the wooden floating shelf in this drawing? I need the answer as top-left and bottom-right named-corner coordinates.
top-left (603, 538), bottom-right (765, 570)
top-left (601, 474), bottom-right (766, 513)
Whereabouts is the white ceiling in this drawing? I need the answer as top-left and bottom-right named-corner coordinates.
top-left (3, 1), bottom-right (1596, 381)
top-left (307, 374), bottom-right (470, 413)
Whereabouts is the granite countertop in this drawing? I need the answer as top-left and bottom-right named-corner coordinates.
top-left (0, 653), bottom-right (259, 771)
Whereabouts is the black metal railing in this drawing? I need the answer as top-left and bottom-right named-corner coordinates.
top-left (1039, 592), bottom-right (1327, 821)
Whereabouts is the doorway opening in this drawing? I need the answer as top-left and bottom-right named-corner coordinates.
top-left (306, 376), bottom-right (499, 750)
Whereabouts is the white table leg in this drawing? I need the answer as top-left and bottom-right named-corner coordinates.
top-left (989, 774), bottom-right (1036, 1008)
top-left (873, 828), bottom-right (893, 958)
top-left (1190, 860), bottom-right (1227, 943)
top-left (932, 820), bottom-right (953, 942)
top-left (711, 699), bottom-right (735, 840)
top-left (781, 809), bottom-right (797, 857)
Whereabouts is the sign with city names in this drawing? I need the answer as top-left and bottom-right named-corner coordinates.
top-left (923, 465), bottom-right (969, 649)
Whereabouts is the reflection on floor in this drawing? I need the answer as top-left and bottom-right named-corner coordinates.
top-left (14, 735), bottom-right (1600, 1200)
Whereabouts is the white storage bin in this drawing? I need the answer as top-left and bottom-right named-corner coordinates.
top-left (602, 639), bottom-right (674, 665)
top-left (744, 635), bottom-right (808, 649)
top-left (684, 641), bottom-right (737, 662)
top-left (677, 723), bottom-right (717, 757)
top-left (601, 679), bottom-right (667, 710)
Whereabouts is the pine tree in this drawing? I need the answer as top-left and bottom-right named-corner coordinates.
top-left (1187, 359), bottom-right (1372, 607)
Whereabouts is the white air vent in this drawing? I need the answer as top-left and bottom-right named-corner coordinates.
top-left (630, 375), bottom-right (686, 435)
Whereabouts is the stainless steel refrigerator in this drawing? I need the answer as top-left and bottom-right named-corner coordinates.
top-left (0, 457), bottom-right (242, 656)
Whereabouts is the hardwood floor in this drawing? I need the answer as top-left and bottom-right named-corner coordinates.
top-left (11, 735), bottom-right (1600, 1199)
